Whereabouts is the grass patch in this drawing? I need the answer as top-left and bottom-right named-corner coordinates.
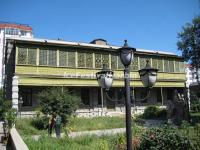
top-left (15, 118), bottom-right (46, 136)
top-left (67, 116), bottom-right (125, 131)
top-left (23, 135), bottom-right (122, 150)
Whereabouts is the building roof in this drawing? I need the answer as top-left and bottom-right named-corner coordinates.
top-left (7, 36), bottom-right (181, 58)
top-left (0, 21), bottom-right (32, 31)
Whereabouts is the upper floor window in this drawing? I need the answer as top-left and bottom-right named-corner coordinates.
top-left (95, 53), bottom-right (109, 68)
top-left (77, 52), bottom-right (93, 68)
top-left (139, 56), bottom-right (150, 69)
top-left (39, 49), bottom-right (57, 66)
top-left (111, 54), bottom-right (124, 70)
top-left (18, 47), bottom-right (36, 65)
top-left (179, 61), bottom-right (185, 73)
top-left (20, 30), bottom-right (27, 36)
top-left (130, 56), bottom-right (139, 71)
top-left (111, 54), bottom-right (117, 70)
top-left (157, 58), bottom-right (164, 72)
top-left (5, 28), bottom-right (19, 35)
top-left (59, 50), bottom-right (75, 67)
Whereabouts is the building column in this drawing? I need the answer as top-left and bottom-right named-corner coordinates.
top-left (161, 87), bottom-right (164, 106)
top-left (12, 76), bottom-right (19, 110)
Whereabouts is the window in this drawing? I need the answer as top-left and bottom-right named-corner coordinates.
top-left (179, 61), bottom-right (185, 73)
top-left (98, 89), bottom-right (102, 105)
top-left (167, 89), bottom-right (173, 100)
top-left (117, 88), bottom-right (124, 104)
top-left (20, 88), bottom-right (32, 107)
top-left (118, 56), bottom-right (124, 69)
top-left (139, 56), bottom-right (148, 69)
top-left (48, 50), bottom-right (57, 66)
top-left (102, 54), bottom-right (109, 68)
top-left (77, 52), bottom-right (93, 68)
top-left (174, 61), bottom-right (180, 72)
top-left (140, 88), bottom-right (148, 103)
top-left (20, 30), bottom-right (27, 36)
top-left (94, 53), bottom-right (109, 68)
top-left (157, 58), bottom-right (163, 72)
top-left (81, 89), bottom-right (90, 105)
top-left (130, 56), bottom-right (138, 71)
top-left (28, 48), bottom-right (36, 65)
top-left (78, 52), bottom-right (85, 67)
top-left (95, 53), bottom-right (102, 68)
top-left (111, 55), bottom-right (117, 70)
top-left (5, 28), bottom-right (19, 35)
top-left (39, 49), bottom-right (57, 66)
top-left (18, 48), bottom-right (27, 64)
top-left (169, 60), bottom-right (174, 72)
top-left (164, 59), bottom-right (169, 72)
top-left (59, 50), bottom-right (75, 67)
top-left (152, 58), bottom-right (158, 69)
top-left (39, 49), bottom-right (48, 65)
top-left (18, 47), bottom-right (36, 65)
top-left (86, 53), bottom-right (93, 68)
top-left (59, 50), bottom-right (68, 66)
top-left (67, 51), bottom-right (75, 67)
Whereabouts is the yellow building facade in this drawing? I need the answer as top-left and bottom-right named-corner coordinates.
top-left (4, 37), bottom-right (186, 116)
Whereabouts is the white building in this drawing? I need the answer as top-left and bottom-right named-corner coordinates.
top-left (185, 64), bottom-right (199, 87)
top-left (0, 22), bottom-right (33, 87)
top-left (185, 64), bottom-right (200, 110)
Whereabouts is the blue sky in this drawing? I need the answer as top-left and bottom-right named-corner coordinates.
top-left (1, 0), bottom-right (199, 55)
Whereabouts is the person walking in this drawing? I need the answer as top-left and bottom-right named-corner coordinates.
top-left (48, 113), bottom-right (56, 136)
top-left (55, 113), bottom-right (62, 138)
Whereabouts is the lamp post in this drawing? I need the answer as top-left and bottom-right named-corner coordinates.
top-left (96, 40), bottom-right (158, 150)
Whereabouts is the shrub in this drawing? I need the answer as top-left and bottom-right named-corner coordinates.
top-left (4, 108), bottom-right (17, 130)
top-left (0, 89), bottom-right (12, 120)
top-left (38, 87), bottom-right (80, 124)
top-left (157, 108), bottom-right (167, 119)
top-left (142, 105), bottom-right (167, 119)
top-left (190, 112), bottom-right (200, 125)
top-left (190, 92), bottom-right (200, 113)
top-left (31, 116), bottom-right (49, 130)
top-left (138, 126), bottom-right (192, 150)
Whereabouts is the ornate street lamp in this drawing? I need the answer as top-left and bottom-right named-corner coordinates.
top-left (139, 60), bottom-right (158, 88)
top-left (96, 40), bottom-right (158, 150)
top-left (96, 65), bottom-right (114, 90)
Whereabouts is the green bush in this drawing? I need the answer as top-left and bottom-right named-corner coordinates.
top-left (4, 108), bottom-right (17, 129)
top-left (142, 105), bottom-right (167, 119)
top-left (0, 89), bottom-right (12, 120)
top-left (31, 116), bottom-right (49, 130)
top-left (190, 113), bottom-right (200, 125)
top-left (38, 87), bottom-right (80, 124)
top-left (138, 126), bottom-right (192, 150)
top-left (190, 92), bottom-right (200, 113)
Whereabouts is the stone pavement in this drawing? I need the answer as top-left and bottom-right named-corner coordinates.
top-left (33, 128), bottom-right (126, 141)
top-left (32, 119), bottom-right (167, 141)
top-left (0, 121), bottom-right (6, 150)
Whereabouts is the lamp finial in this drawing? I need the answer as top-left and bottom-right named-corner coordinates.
top-left (124, 39), bottom-right (128, 47)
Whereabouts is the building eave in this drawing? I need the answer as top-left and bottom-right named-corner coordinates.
top-left (6, 37), bottom-right (183, 58)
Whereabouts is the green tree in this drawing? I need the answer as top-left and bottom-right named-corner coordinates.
top-left (0, 89), bottom-right (12, 120)
top-left (38, 87), bottom-right (80, 124)
top-left (177, 16), bottom-right (200, 84)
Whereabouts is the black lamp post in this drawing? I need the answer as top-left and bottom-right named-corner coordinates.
top-left (96, 40), bottom-right (158, 150)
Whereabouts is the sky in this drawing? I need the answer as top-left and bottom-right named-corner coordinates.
top-left (0, 0), bottom-right (199, 55)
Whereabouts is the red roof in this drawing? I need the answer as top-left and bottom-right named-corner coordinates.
top-left (0, 23), bottom-right (32, 31)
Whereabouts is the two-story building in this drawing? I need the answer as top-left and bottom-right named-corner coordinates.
top-left (4, 37), bottom-right (186, 116)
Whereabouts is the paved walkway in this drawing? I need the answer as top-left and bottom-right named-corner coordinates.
top-left (0, 121), bottom-right (6, 150)
top-left (33, 128), bottom-right (126, 141)
top-left (32, 119), bottom-right (167, 141)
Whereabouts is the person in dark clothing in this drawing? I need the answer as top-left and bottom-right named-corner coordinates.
top-left (55, 113), bottom-right (62, 138)
top-left (48, 113), bottom-right (56, 136)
